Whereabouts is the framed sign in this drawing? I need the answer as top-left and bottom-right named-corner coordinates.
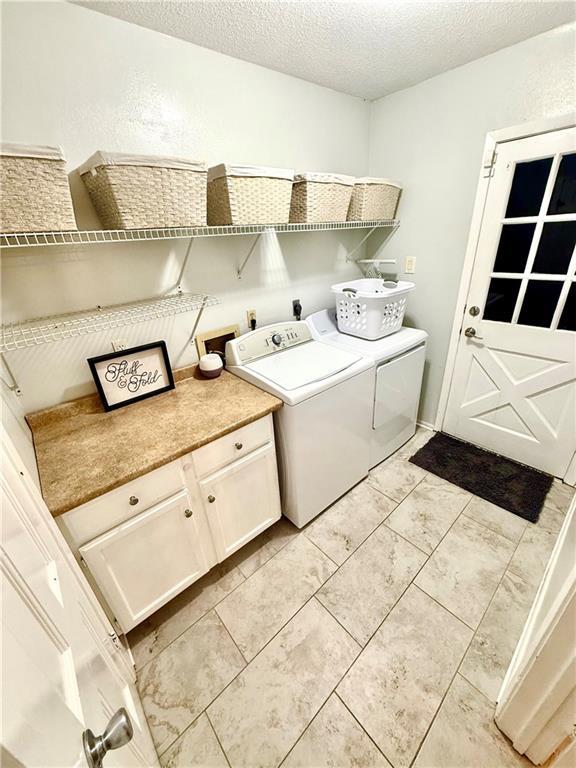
top-left (88, 341), bottom-right (175, 412)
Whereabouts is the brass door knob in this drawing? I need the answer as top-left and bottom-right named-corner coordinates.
top-left (208, 495), bottom-right (216, 504)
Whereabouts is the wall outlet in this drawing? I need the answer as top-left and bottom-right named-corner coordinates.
top-left (246, 309), bottom-right (256, 329)
top-left (111, 338), bottom-right (129, 351)
top-left (405, 256), bottom-right (416, 274)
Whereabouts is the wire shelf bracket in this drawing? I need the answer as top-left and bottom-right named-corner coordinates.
top-left (0, 352), bottom-right (22, 396)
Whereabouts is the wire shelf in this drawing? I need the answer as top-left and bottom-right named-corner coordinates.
top-left (0, 292), bottom-right (219, 351)
top-left (0, 220), bottom-right (399, 249)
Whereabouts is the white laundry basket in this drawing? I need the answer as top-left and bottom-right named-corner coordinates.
top-left (332, 278), bottom-right (415, 340)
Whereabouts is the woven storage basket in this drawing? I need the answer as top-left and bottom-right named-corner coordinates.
top-left (0, 143), bottom-right (77, 233)
top-left (207, 164), bottom-right (294, 225)
top-left (79, 152), bottom-right (207, 229)
top-left (289, 172), bottom-right (354, 223)
top-left (347, 177), bottom-right (402, 221)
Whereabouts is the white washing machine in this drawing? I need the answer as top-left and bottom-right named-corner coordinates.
top-left (226, 322), bottom-right (373, 528)
top-left (307, 309), bottom-right (427, 468)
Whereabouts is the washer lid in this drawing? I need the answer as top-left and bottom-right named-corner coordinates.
top-left (306, 309), bottom-right (428, 363)
top-left (244, 341), bottom-right (362, 390)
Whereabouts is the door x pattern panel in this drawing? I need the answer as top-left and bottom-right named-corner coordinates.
top-left (461, 345), bottom-right (575, 448)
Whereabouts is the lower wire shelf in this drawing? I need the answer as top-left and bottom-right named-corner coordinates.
top-left (0, 292), bottom-right (219, 351)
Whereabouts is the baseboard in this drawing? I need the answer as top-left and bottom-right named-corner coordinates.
top-left (416, 420), bottom-right (435, 432)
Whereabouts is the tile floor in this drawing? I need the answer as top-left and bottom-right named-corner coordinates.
top-left (128, 429), bottom-right (574, 768)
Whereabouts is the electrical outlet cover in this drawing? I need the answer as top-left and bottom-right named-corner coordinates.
top-left (405, 256), bottom-right (416, 274)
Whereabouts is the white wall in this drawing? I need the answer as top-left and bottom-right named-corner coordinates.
top-left (368, 22), bottom-right (576, 426)
top-left (0, 1), bottom-right (370, 413)
top-left (1, 3), bottom-right (574, 433)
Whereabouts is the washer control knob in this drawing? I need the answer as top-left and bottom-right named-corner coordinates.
top-left (271, 333), bottom-right (282, 346)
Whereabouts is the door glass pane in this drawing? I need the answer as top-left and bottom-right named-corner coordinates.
top-left (505, 157), bottom-right (553, 218)
top-left (483, 278), bottom-right (521, 322)
top-left (493, 223), bottom-right (535, 272)
top-left (558, 283), bottom-right (576, 331)
top-left (548, 153), bottom-right (576, 215)
top-left (532, 221), bottom-right (576, 274)
top-left (518, 281), bottom-right (563, 328)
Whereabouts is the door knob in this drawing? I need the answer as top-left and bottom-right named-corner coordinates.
top-left (184, 508), bottom-right (193, 518)
top-left (464, 327), bottom-right (483, 339)
top-left (128, 496), bottom-right (139, 506)
top-left (469, 305), bottom-right (480, 316)
top-left (83, 707), bottom-right (134, 768)
top-left (235, 442), bottom-right (243, 450)
top-left (208, 495), bottom-right (216, 503)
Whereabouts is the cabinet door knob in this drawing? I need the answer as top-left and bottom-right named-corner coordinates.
top-left (184, 508), bottom-right (193, 518)
top-left (235, 442), bottom-right (243, 450)
top-left (208, 495), bottom-right (216, 504)
top-left (129, 496), bottom-right (139, 506)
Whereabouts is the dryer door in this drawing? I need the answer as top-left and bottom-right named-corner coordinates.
top-left (373, 344), bottom-right (426, 461)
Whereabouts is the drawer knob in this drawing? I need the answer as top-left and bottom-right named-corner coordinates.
top-left (129, 496), bottom-right (139, 506)
top-left (208, 495), bottom-right (216, 504)
top-left (235, 442), bottom-right (243, 450)
top-left (184, 508), bottom-right (193, 518)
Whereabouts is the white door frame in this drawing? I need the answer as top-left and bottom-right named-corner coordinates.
top-left (435, 113), bottom-right (576, 482)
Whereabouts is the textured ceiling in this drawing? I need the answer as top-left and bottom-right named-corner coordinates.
top-left (74, 1), bottom-right (575, 99)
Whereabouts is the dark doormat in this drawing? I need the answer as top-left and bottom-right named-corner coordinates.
top-left (409, 432), bottom-right (553, 523)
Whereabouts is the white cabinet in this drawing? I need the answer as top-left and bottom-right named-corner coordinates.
top-left (79, 490), bottom-right (208, 632)
top-left (60, 415), bottom-right (282, 633)
top-left (199, 444), bottom-right (281, 562)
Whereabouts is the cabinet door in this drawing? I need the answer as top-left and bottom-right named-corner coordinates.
top-left (200, 444), bottom-right (281, 562)
top-left (79, 490), bottom-right (208, 632)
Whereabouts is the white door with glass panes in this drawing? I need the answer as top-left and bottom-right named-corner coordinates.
top-left (444, 127), bottom-right (576, 478)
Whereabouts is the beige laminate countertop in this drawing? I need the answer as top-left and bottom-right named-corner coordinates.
top-left (27, 367), bottom-right (282, 518)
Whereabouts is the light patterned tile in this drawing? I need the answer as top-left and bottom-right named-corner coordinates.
top-left (413, 674), bottom-right (532, 767)
top-left (415, 515), bottom-right (515, 628)
top-left (385, 474), bottom-right (471, 554)
top-left (338, 586), bottom-right (472, 768)
top-left (460, 571), bottom-right (537, 702)
top-left (128, 561), bottom-right (245, 669)
top-left (305, 480), bottom-right (396, 565)
top-left (208, 599), bottom-right (360, 768)
top-left (232, 517), bottom-right (300, 578)
top-left (137, 610), bottom-right (245, 755)
top-left (317, 524), bottom-right (426, 645)
top-left (160, 713), bottom-right (228, 768)
top-left (507, 526), bottom-right (557, 588)
top-left (463, 496), bottom-right (528, 544)
top-left (536, 503), bottom-right (569, 535)
top-left (395, 427), bottom-right (435, 459)
top-left (367, 457), bottom-right (427, 503)
top-left (283, 694), bottom-right (391, 768)
top-left (544, 480), bottom-right (575, 516)
top-left (216, 535), bottom-right (336, 660)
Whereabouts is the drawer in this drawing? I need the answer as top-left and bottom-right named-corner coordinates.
top-left (192, 415), bottom-right (274, 479)
top-left (59, 459), bottom-right (185, 546)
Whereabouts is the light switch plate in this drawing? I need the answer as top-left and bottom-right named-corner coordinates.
top-left (405, 256), bottom-right (416, 274)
